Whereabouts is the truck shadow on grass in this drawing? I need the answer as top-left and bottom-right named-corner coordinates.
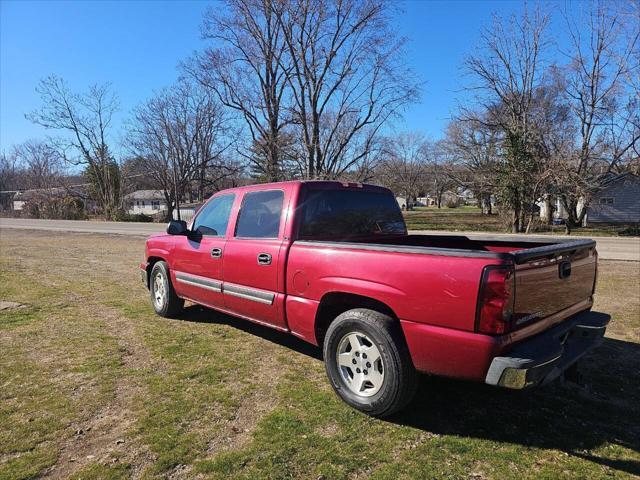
top-left (396, 336), bottom-right (640, 477)
top-left (179, 306), bottom-right (639, 477)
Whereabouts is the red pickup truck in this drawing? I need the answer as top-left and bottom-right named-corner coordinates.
top-left (141, 181), bottom-right (609, 416)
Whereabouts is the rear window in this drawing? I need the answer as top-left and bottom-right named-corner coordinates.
top-left (299, 189), bottom-right (406, 238)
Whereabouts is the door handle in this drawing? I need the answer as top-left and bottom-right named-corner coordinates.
top-left (210, 247), bottom-right (223, 258)
top-left (257, 253), bottom-right (272, 265)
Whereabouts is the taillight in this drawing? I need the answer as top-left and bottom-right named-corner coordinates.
top-left (475, 265), bottom-right (515, 335)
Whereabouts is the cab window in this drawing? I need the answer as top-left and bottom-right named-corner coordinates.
top-left (192, 194), bottom-right (235, 237)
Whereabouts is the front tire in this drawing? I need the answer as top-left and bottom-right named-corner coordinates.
top-left (150, 261), bottom-right (184, 317)
top-left (323, 308), bottom-right (418, 417)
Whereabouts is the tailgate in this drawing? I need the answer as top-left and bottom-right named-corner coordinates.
top-left (511, 240), bottom-right (597, 328)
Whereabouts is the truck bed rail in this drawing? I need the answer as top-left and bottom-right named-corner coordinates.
top-left (511, 239), bottom-right (596, 264)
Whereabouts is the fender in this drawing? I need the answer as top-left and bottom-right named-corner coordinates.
top-left (146, 247), bottom-right (172, 264)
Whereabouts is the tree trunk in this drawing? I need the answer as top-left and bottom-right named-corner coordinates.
top-left (525, 211), bottom-right (535, 233)
top-left (268, 125), bottom-right (279, 182)
top-left (165, 205), bottom-right (174, 223)
top-left (163, 191), bottom-right (174, 222)
top-left (543, 196), bottom-right (553, 225)
top-left (479, 194), bottom-right (493, 215)
top-left (511, 203), bottom-right (521, 233)
top-left (561, 196), bottom-right (582, 235)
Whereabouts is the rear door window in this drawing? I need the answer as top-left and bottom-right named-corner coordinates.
top-left (235, 190), bottom-right (284, 238)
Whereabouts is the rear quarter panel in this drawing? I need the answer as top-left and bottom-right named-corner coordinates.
top-left (286, 242), bottom-right (499, 331)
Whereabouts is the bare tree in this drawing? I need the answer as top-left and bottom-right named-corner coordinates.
top-left (444, 119), bottom-right (498, 214)
top-left (187, 0), bottom-right (416, 181)
top-left (625, 2), bottom-right (640, 160)
top-left (274, 0), bottom-right (419, 179)
top-left (423, 140), bottom-right (457, 209)
top-left (556, 0), bottom-right (640, 231)
top-left (127, 81), bottom-right (238, 220)
top-left (188, 0), bottom-right (291, 181)
top-left (12, 140), bottom-right (64, 190)
top-left (377, 132), bottom-right (427, 207)
top-left (26, 76), bottom-right (121, 219)
top-left (0, 151), bottom-right (19, 210)
top-left (461, 7), bottom-right (551, 232)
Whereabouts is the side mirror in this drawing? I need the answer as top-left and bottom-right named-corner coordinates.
top-left (167, 219), bottom-right (188, 235)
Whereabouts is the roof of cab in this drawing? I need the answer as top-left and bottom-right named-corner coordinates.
top-left (219, 179), bottom-right (390, 193)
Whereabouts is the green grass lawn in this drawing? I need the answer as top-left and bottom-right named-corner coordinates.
top-left (0, 230), bottom-right (639, 479)
top-left (404, 206), bottom-right (639, 236)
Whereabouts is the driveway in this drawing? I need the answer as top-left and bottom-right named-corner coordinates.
top-left (1, 217), bottom-right (638, 261)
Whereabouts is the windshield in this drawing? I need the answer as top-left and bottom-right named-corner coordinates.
top-left (299, 189), bottom-right (406, 239)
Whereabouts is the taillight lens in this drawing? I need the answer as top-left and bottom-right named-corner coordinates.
top-left (476, 265), bottom-right (515, 335)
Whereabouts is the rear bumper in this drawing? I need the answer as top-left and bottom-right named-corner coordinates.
top-left (485, 310), bottom-right (610, 389)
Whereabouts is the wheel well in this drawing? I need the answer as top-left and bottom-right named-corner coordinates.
top-left (314, 292), bottom-right (397, 346)
top-left (145, 256), bottom-right (165, 288)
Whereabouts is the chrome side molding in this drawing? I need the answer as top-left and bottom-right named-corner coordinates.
top-left (175, 271), bottom-right (222, 293)
top-left (173, 271), bottom-right (275, 305)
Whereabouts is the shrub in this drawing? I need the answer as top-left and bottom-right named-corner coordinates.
top-left (23, 193), bottom-right (87, 220)
top-left (619, 224), bottom-right (640, 237)
top-left (444, 197), bottom-right (460, 208)
top-left (114, 211), bottom-right (154, 222)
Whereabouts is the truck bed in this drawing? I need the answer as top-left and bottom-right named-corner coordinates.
top-left (302, 233), bottom-right (595, 262)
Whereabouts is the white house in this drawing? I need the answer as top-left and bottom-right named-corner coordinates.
top-left (124, 190), bottom-right (167, 215)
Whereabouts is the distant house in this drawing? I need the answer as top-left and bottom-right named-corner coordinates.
top-left (124, 190), bottom-right (167, 215)
top-left (12, 192), bottom-right (25, 211)
top-left (586, 173), bottom-right (640, 224)
top-left (538, 196), bottom-right (585, 223)
top-left (395, 196), bottom-right (423, 209)
top-left (538, 173), bottom-right (639, 224)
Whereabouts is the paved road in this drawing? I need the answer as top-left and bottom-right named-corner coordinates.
top-left (0, 218), bottom-right (162, 236)
top-left (1, 217), bottom-right (638, 261)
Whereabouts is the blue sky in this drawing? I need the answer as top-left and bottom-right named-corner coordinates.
top-left (1, 0), bottom-right (569, 154)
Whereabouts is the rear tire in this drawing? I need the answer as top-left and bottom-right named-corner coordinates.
top-left (323, 308), bottom-right (418, 417)
top-left (150, 261), bottom-right (184, 318)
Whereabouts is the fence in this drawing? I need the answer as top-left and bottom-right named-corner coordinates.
top-left (172, 207), bottom-right (197, 222)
